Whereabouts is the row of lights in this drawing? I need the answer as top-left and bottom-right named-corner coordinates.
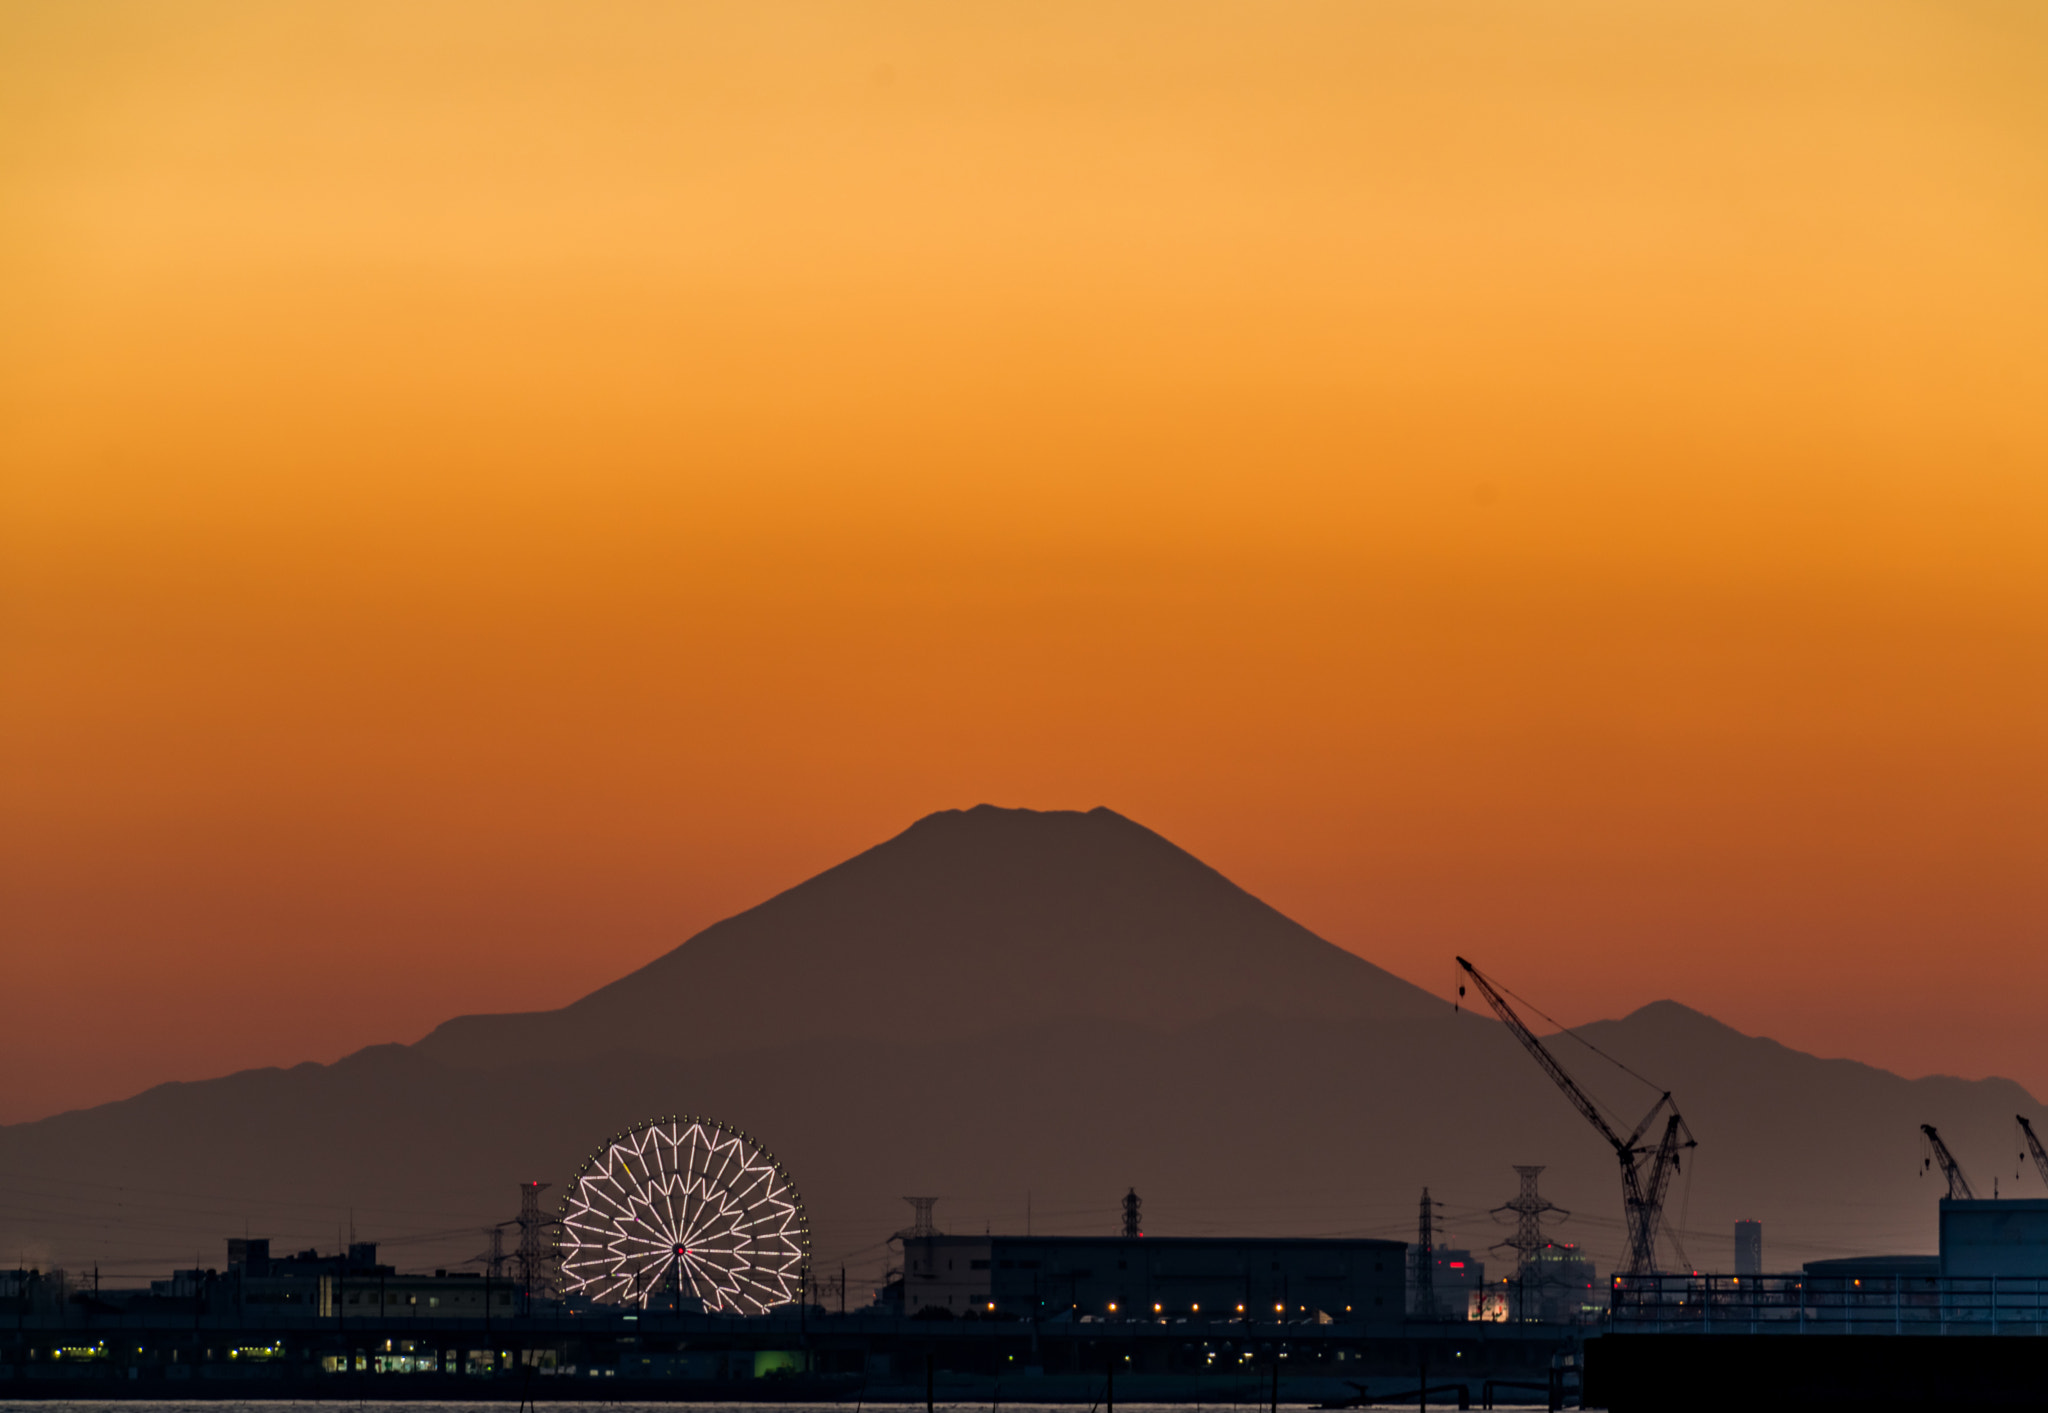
top-left (1004, 1301), bottom-right (1347, 1318)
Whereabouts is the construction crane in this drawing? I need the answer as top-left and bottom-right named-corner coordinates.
top-left (1456, 958), bottom-right (1695, 1278)
top-left (1919, 1124), bottom-right (1976, 1199)
top-left (2017, 1116), bottom-right (2048, 1190)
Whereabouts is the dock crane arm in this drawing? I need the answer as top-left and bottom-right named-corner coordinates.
top-left (2018, 1116), bottom-right (2048, 1189)
top-left (1457, 957), bottom-right (1694, 1277)
top-left (1638, 1107), bottom-right (1697, 1270)
top-left (1456, 957), bottom-right (1632, 1152)
top-left (1921, 1123), bottom-right (1977, 1200)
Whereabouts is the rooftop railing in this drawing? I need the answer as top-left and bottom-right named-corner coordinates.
top-left (1608, 1273), bottom-right (2048, 1335)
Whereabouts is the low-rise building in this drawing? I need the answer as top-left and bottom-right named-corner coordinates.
top-left (1940, 1197), bottom-right (2048, 1277)
top-left (900, 1234), bottom-right (1405, 1323)
top-left (215, 1238), bottom-right (521, 1318)
top-left (1496, 1241), bottom-right (1599, 1325)
top-left (1409, 1245), bottom-right (1485, 1316)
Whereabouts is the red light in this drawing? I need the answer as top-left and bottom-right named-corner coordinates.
top-left (1448, 1262), bottom-right (1464, 1269)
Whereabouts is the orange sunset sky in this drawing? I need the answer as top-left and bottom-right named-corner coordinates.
top-left (3, 1), bottom-right (2044, 1126)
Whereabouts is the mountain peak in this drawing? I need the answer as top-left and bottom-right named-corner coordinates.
top-left (897, 802), bottom-right (1170, 843)
top-left (1619, 998), bottom-right (1721, 1028)
top-left (415, 805), bottom-right (1442, 1070)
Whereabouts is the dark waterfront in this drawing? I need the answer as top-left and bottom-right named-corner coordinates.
top-left (0, 1404), bottom-right (1569, 1412)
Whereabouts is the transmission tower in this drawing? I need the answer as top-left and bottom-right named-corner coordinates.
top-left (515, 1181), bottom-right (555, 1306)
top-left (1413, 1188), bottom-right (1445, 1319)
top-left (901, 1197), bottom-right (941, 1239)
top-left (486, 1225), bottom-right (506, 1282)
top-left (1122, 1188), bottom-right (1143, 1238)
top-left (1491, 1166), bottom-right (1567, 1323)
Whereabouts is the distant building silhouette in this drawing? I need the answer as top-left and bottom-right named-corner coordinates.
top-left (1412, 1246), bottom-right (1485, 1316)
top-left (1735, 1220), bottom-right (1763, 1276)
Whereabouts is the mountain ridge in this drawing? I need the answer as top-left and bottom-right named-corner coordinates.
top-left (4, 805), bottom-right (2041, 1282)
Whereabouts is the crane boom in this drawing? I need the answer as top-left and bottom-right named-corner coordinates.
top-left (1457, 958), bottom-right (1629, 1151)
top-left (1457, 957), bottom-right (1695, 1277)
top-left (1637, 1114), bottom-right (1695, 1272)
top-left (1920, 1124), bottom-right (1977, 1200)
top-left (2018, 1116), bottom-right (2048, 1189)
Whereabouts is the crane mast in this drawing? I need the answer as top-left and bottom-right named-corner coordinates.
top-left (1456, 957), bottom-right (1694, 1278)
top-left (2017, 1116), bottom-right (2048, 1190)
top-left (1920, 1124), bottom-right (1977, 1200)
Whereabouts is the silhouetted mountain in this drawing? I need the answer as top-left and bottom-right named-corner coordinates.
top-left (1, 807), bottom-right (2039, 1287)
top-left (415, 806), bottom-right (1445, 1069)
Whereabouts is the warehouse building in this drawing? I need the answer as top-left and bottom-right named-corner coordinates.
top-left (1940, 1198), bottom-right (2048, 1277)
top-left (899, 1234), bottom-right (1406, 1323)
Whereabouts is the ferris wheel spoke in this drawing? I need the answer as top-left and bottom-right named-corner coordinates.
top-left (725, 1161), bottom-right (773, 1204)
top-left (738, 1204), bottom-right (793, 1232)
top-left (579, 1171), bottom-right (638, 1221)
top-left (666, 1182), bottom-right (708, 1247)
top-left (702, 1139), bottom-right (741, 1199)
top-left (681, 1197), bottom-right (742, 1248)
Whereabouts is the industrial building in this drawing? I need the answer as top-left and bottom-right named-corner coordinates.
top-left (1499, 1241), bottom-right (1598, 1326)
top-left (1414, 1246), bottom-right (1486, 1315)
top-left (212, 1238), bottom-right (521, 1319)
top-left (1800, 1255), bottom-right (1939, 1280)
top-left (1788, 1199), bottom-right (2048, 1283)
top-left (1939, 1198), bottom-right (2048, 1277)
top-left (897, 1234), bottom-right (1406, 1323)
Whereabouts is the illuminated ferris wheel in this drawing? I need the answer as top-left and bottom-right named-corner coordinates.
top-left (557, 1115), bottom-right (810, 1314)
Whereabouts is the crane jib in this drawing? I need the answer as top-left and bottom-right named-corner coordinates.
top-left (1921, 1123), bottom-right (1977, 1201)
top-left (1454, 957), bottom-right (1697, 1278)
top-left (2019, 1116), bottom-right (2048, 1189)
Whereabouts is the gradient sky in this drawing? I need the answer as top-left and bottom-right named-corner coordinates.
top-left (4, 1), bottom-right (2044, 1126)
